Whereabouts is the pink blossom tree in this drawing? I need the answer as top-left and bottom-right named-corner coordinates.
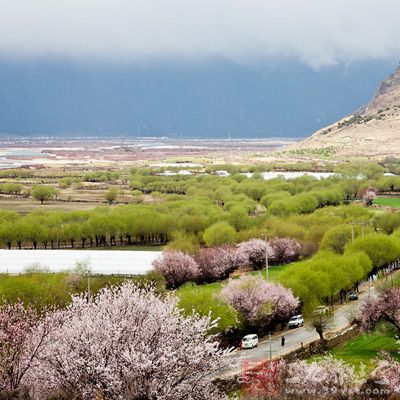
top-left (195, 245), bottom-right (237, 282)
top-left (269, 237), bottom-right (301, 264)
top-left (284, 355), bottom-right (358, 399)
top-left (363, 189), bottom-right (377, 206)
top-left (235, 239), bottom-right (275, 270)
top-left (235, 238), bottom-right (301, 270)
top-left (370, 355), bottom-right (400, 396)
top-left (0, 301), bottom-right (52, 393)
top-left (220, 275), bottom-right (299, 327)
top-left (359, 288), bottom-right (400, 333)
top-left (29, 282), bottom-right (231, 400)
top-left (153, 250), bottom-right (200, 288)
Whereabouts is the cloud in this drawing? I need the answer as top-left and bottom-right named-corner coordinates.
top-left (0, 0), bottom-right (399, 67)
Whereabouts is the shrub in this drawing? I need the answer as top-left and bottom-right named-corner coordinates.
top-left (220, 275), bottom-right (299, 328)
top-left (153, 250), bottom-right (200, 288)
top-left (202, 222), bottom-right (237, 247)
top-left (195, 246), bottom-right (237, 282)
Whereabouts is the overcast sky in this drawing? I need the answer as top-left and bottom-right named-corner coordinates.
top-left (0, 0), bottom-right (399, 68)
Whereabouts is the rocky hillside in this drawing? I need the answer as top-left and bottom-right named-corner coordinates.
top-left (291, 65), bottom-right (400, 159)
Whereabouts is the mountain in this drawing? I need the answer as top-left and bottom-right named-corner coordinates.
top-left (0, 57), bottom-right (397, 138)
top-left (292, 64), bottom-right (400, 158)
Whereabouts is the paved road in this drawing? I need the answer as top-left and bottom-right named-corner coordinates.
top-left (219, 282), bottom-right (378, 379)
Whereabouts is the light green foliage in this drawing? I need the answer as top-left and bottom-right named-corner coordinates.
top-left (0, 182), bottom-right (23, 195)
top-left (167, 233), bottom-right (200, 255)
top-left (345, 234), bottom-right (400, 269)
top-left (105, 188), bottom-right (118, 205)
top-left (320, 225), bottom-right (354, 253)
top-left (280, 250), bottom-right (371, 310)
top-left (203, 221), bottom-right (237, 246)
top-left (0, 271), bottom-right (165, 310)
top-left (58, 177), bottom-right (74, 189)
top-left (31, 185), bottom-right (57, 204)
top-left (260, 191), bottom-right (291, 208)
top-left (372, 212), bottom-right (400, 233)
top-left (177, 282), bottom-right (239, 334)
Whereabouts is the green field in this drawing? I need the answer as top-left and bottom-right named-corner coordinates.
top-left (0, 272), bottom-right (167, 309)
top-left (373, 196), bottom-right (400, 207)
top-left (176, 264), bottom-right (290, 333)
top-left (327, 327), bottom-right (400, 372)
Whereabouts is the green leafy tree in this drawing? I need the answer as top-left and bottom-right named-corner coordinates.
top-left (203, 221), bottom-right (237, 246)
top-left (320, 225), bottom-right (353, 254)
top-left (32, 185), bottom-right (56, 204)
top-left (105, 188), bottom-right (118, 205)
top-left (345, 234), bottom-right (400, 269)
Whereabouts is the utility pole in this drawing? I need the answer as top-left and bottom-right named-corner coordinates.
top-left (350, 220), bottom-right (355, 244)
top-left (265, 231), bottom-right (269, 281)
top-left (87, 273), bottom-right (91, 303)
top-left (269, 333), bottom-right (272, 361)
top-left (358, 220), bottom-right (367, 238)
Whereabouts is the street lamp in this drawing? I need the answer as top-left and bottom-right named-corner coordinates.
top-left (264, 231), bottom-right (269, 281)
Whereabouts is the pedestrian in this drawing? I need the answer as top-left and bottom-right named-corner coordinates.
top-left (281, 336), bottom-right (285, 347)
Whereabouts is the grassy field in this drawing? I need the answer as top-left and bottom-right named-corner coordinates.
top-left (176, 264), bottom-right (291, 333)
top-left (0, 197), bottom-right (102, 213)
top-left (373, 196), bottom-right (400, 207)
top-left (0, 272), bottom-right (129, 308)
top-left (84, 245), bottom-right (164, 251)
top-left (321, 326), bottom-right (400, 372)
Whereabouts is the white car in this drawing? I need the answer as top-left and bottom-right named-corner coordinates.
top-left (313, 305), bottom-right (330, 315)
top-left (288, 314), bottom-right (304, 329)
top-left (240, 334), bottom-right (258, 349)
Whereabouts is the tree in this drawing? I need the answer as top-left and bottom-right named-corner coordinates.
top-left (310, 313), bottom-right (331, 349)
top-left (203, 221), bottom-right (237, 247)
top-left (220, 275), bottom-right (299, 328)
top-left (345, 234), bottom-right (400, 269)
top-left (0, 301), bottom-right (50, 394)
top-left (29, 283), bottom-right (230, 400)
top-left (363, 189), bottom-right (377, 206)
top-left (370, 355), bottom-right (400, 396)
top-left (195, 246), bottom-right (236, 282)
top-left (269, 237), bottom-right (301, 264)
top-left (359, 288), bottom-right (400, 334)
top-left (320, 225), bottom-right (353, 254)
top-left (31, 185), bottom-right (56, 204)
top-left (105, 188), bottom-right (118, 205)
top-left (153, 250), bottom-right (200, 288)
top-left (284, 355), bottom-right (358, 399)
top-left (235, 238), bottom-right (273, 269)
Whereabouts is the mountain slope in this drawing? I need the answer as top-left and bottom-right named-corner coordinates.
top-left (292, 65), bottom-right (400, 158)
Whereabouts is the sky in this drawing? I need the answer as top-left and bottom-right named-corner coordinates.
top-left (0, 0), bottom-right (399, 68)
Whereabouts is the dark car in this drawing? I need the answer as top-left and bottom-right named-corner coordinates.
top-left (348, 291), bottom-right (358, 301)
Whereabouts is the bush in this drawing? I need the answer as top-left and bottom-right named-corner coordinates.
top-left (153, 250), bottom-right (200, 288)
top-left (320, 225), bottom-right (353, 254)
top-left (202, 222), bottom-right (237, 247)
top-left (345, 234), bottom-right (400, 269)
top-left (220, 275), bottom-right (299, 328)
top-left (195, 246), bottom-right (236, 282)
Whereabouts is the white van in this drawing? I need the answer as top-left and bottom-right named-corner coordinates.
top-left (240, 334), bottom-right (258, 349)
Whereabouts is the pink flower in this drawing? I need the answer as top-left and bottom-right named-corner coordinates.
top-left (153, 250), bottom-right (200, 288)
top-left (220, 275), bottom-right (299, 326)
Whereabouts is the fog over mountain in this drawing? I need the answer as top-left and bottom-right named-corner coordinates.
top-left (1, 1), bottom-right (400, 138)
top-left (0, 57), bottom-right (397, 138)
